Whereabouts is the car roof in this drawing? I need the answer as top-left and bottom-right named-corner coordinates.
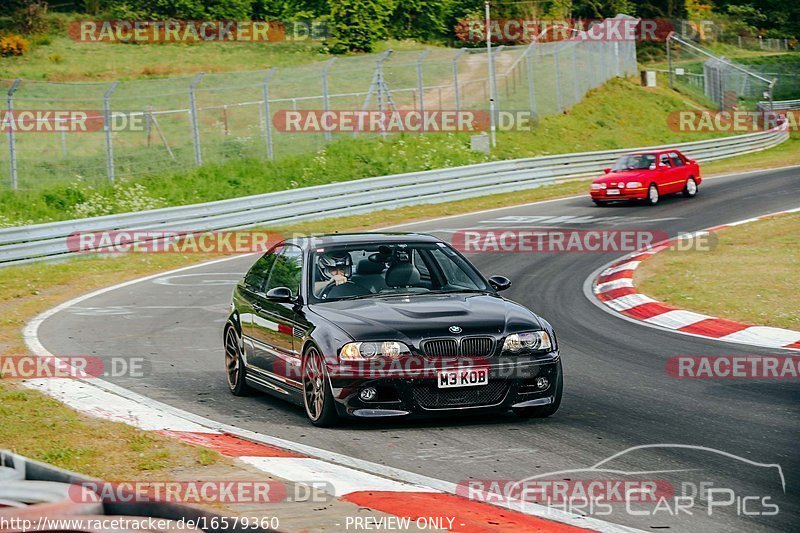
top-left (625, 149), bottom-right (682, 156)
top-left (283, 232), bottom-right (443, 249)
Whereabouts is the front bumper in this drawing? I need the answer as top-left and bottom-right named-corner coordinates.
top-left (590, 187), bottom-right (647, 200)
top-left (328, 354), bottom-right (561, 418)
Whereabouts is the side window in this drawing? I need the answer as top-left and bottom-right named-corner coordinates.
top-left (659, 154), bottom-right (672, 167)
top-left (265, 245), bottom-right (303, 297)
top-left (244, 250), bottom-right (279, 293)
top-left (669, 152), bottom-right (684, 167)
top-left (430, 248), bottom-right (482, 289)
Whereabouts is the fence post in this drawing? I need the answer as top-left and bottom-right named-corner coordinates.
top-left (667, 34), bottom-right (674, 89)
top-left (103, 81), bottom-right (119, 183)
top-left (571, 45), bottom-right (580, 104)
top-left (189, 73), bottom-right (205, 166)
top-left (553, 47), bottom-right (562, 112)
top-left (6, 79), bottom-right (21, 190)
top-left (416, 50), bottom-right (431, 132)
top-left (525, 47), bottom-right (536, 115)
top-left (262, 68), bottom-right (277, 160)
top-left (452, 48), bottom-right (467, 114)
top-left (322, 58), bottom-right (336, 143)
top-left (492, 45), bottom-right (503, 115)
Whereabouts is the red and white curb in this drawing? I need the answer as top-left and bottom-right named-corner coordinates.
top-left (592, 207), bottom-right (800, 351)
top-left (22, 257), bottom-right (638, 533)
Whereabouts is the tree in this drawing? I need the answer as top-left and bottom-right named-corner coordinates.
top-left (329, 0), bottom-right (392, 53)
top-left (390, 0), bottom-right (447, 41)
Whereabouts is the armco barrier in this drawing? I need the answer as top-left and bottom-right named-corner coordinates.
top-left (0, 123), bottom-right (788, 266)
top-left (0, 450), bottom-right (273, 533)
top-left (758, 99), bottom-right (800, 111)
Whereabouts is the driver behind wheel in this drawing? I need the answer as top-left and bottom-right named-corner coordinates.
top-left (318, 251), bottom-right (352, 286)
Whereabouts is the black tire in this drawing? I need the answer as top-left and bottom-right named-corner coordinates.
top-left (513, 362), bottom-right (563, 419)
top-left (224, 325), bottom-right (252, 396)
top-left (645, 183), bottom-right (659, 206)
top-left (302, 345), bottom-right (339, 427)
top-left (682, 176), bottom-right (698, 198)
top-left (593, 200), bottom-right (609, 207)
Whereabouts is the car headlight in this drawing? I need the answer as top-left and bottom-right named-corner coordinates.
top-left (340, 341), bottom-right (412, 361)
top-left (502, 331), bottom-right (552, 353)
top-left (626, 181), bottom-right (642, 188)
top-left (590, 183), bottom-right (607, 190)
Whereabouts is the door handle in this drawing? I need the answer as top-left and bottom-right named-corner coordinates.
top-left (252, 303), bottom-right (262, 312)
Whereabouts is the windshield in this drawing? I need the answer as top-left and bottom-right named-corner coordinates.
top-left (612, 153), bottom-right (656, 171)
top-left (309, 242), bottom-right (489, 302)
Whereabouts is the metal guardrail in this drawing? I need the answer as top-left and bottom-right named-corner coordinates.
top-left (0, 124), bottom-right (789, 266)
top-left (758, 99), bottom-right (800, 111)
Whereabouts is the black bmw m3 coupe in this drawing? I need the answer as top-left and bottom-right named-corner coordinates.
top-left (224, 233), bottom-right (562, 426)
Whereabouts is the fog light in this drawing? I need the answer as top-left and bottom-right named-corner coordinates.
top-left (535, 377), bottom-right (549, 389)
top-left (360, 387), bottom-right (377, 401)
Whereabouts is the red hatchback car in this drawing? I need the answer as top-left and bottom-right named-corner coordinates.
top-left (590, 150), bottom-right (701, 206)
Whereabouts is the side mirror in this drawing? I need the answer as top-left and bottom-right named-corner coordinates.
top-left (266, 287), bottom-right (295, 302)
top-left (648, 163), bottom-right (657, 170)
top-left (488, 275), bottom-right (512, 292)
top-left (603, 167), bottom-right (611, 174)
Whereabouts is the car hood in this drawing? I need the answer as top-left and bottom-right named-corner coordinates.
top-left (309, 293), bottom-right (542, 343)
top-left (593, 170), bottom-right (650, 185)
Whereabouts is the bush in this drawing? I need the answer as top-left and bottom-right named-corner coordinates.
top-left (0, 34), bottom-right (30, 56)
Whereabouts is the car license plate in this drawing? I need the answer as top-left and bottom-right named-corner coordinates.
top-left (607, 189), bottom-right (620, 195)
top-left (437, 368), bottom-right (488, 388)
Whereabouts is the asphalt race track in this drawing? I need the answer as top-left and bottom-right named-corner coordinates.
top-left (38, 166), bottom-right (800, 532)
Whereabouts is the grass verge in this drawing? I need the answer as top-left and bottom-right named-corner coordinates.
top-left (635, 212), bottom-right (800, 330)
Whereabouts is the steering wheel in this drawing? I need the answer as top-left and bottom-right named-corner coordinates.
top-left (319, 281), bottom-right (365, 300)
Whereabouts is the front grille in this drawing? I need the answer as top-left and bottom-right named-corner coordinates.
top-left (412, 381), bottom-right (509, 409)
top-left (422, 338), bottom-right (458, 357)
top-left (461, 337), bottom-right (495, 357)
top-left (421, 336), bottom-right (495, 357)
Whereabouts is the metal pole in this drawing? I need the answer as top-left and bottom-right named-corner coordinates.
top-left (416, 50), bottom-right (431, 132)
top-left (262, 68), bottom-right (277, 160)
top-left (554, 47), bottom-right (562, 112)
top-left (667, 33), bottom-right (673, 89)
top-left (6, 79), bottom-right (20, 190)
top-left (571, 45), bottom-right (580, 104)
top-left (103, 81), bottom-right (119, 183)
top-left (526, 49), bottom-right (536, 115)
top-left (60, 130), bottom-right (67, 159)
top-left (485, 0), bottom-right (496, 148)
top-left (189, 73), bottom-right (205, 166)
top-left (493, 45), bottom-right (503, 115)
top-left (322, 58), bottom-right (336, 143)
top-left (452, 48), bottom-right (467, 114)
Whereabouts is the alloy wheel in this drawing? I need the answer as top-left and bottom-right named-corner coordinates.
top-left (224, 328), bottom-right (241, 391)
top-left (303, 348), bottom-right (325, 420)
